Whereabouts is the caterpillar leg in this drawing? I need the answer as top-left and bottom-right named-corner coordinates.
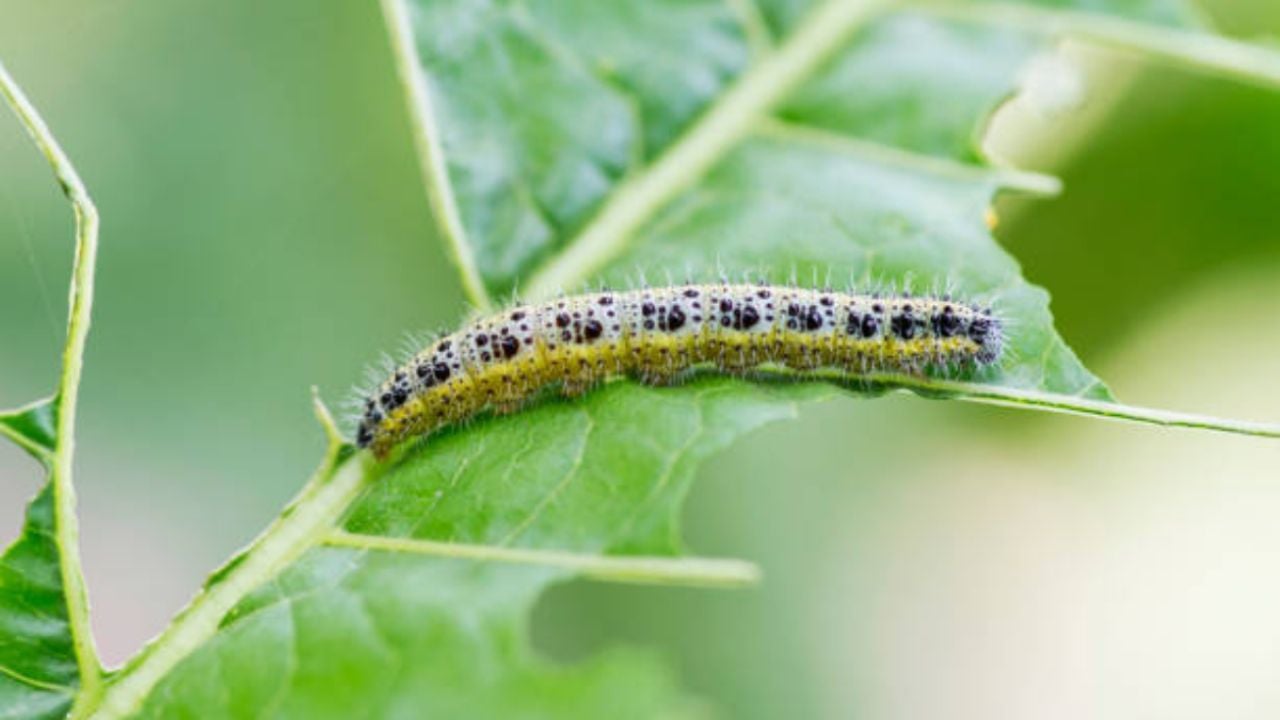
top-left (706, 340), bottom-right (748, 375)
top-left (560, 379), bottom-right (594, 398)
top-left (492, 400), bottom-right (524, 415)
top-left (638, 368), bottom-right (687, 387)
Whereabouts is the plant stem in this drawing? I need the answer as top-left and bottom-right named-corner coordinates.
top-left (742, 367), bottom-right (1280, 439)
top-left (325, 531), bottom-right (762, 588)
top-left (755, 118), bottom-right (1062, 195)
top-left (0, 58), bottom-right (105, 718)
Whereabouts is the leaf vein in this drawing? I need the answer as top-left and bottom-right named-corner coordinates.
top-left (499, 408), bottom-right (595, 546)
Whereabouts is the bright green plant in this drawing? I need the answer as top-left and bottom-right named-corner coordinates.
top-left (3, 0), bottom-right (1280, 717)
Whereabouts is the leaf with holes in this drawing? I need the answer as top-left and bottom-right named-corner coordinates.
top-left (0, 399), bottom-right (80, 720)
top-left (13, 1), bottom-right (1280, 719)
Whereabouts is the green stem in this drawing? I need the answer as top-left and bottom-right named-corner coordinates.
top-left (917, 0), bottom-right (1280, 88)
top-left (755, 118), bottom-right (1061, 195)
top-left (725, 0), bottom-right (776, 57)
top-left (324, 531), bottom-right (762, 588)
top-left (0, 59), bottom-right (104, 717)
top-left (741, 367), bottom-right (1280, 439)
top-left (932, 378), bottom-right (1280, 438)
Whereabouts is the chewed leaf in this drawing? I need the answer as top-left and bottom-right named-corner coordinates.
top-left (0, 486), bottom-right (77, 720)
top-left (388, 0), bottom-right (1136, 401)
top-left (135, 379), bottom-right (828, 717)
top-left (140, 554), bottom-right (700, 720)
top-left (0, 398), bottom-right (70, 720)
top-left (345, 379), bottom-right (830, 553)
top-left (0, 397), bottom-right (57, 464)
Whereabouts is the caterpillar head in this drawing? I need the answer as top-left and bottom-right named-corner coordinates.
top-left (967, 312), bottom-right (1004, 365)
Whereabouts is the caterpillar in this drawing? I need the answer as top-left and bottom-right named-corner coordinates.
top-left (356, 284), bottom-right (1003, 458)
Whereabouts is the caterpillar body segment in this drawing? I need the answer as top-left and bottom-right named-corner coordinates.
top-left (357, 284), bottom-right (1002, 457)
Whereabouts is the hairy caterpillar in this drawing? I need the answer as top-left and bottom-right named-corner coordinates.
top-left (356, 284), bottom-right (1003, 457)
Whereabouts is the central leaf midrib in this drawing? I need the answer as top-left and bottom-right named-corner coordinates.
top-left (522, 0), bottom-right (896, 299)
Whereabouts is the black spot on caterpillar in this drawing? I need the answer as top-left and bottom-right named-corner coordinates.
top-left (356, 284), bottom-right (1003, 457)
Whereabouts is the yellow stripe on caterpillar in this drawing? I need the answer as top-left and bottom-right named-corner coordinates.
top-left (357, 284), bottom-right (1002, 457)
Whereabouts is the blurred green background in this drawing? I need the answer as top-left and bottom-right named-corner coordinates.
top-left (2, 2), bottom-right (1279, 718)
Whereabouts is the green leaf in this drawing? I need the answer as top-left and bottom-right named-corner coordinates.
top-left (0, 399), bottom-right (57, 465)
top-left (381, 0), bottom-right (1174, 401)
top-left (396, 0), bottom-right (1214, 300)
top-left (85, 1), bottom-right (1280, 718)
top-left (0, 484), bottom-right (76, 720)
top-left (0, 401), bottom-right (67, 719)
top-left (597, 124), bottom-right (1103, 397)
top-left (134, 380), bottom-right (829, 718)
top-left (343, 381), bottom-right (833, 557)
